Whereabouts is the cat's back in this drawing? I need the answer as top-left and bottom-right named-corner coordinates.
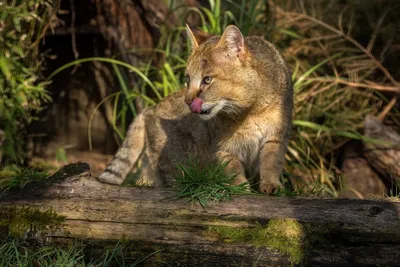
top-left (147, 89), bottom-right (189, 119)
top-left (246, 36), bottom-right (286, 68)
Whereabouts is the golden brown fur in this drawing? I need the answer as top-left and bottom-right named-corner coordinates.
top-left (97, 25), bottom-right (293, 193)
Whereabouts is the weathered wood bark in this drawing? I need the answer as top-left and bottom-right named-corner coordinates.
top-left (1, 163), bottom-right (400, 266)
top-left (364, 115), bottom-right (400, 182)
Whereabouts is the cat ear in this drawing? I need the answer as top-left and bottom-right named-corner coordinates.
top-left (216, 25), bottom-right (246, 57)
top-left (186, 24), bottom-right (211, 51)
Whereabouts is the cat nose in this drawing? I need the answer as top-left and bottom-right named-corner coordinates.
top-left (185, 87), bottom-right (201, 105)
top-left (185, 96), bottom-right (192, 105)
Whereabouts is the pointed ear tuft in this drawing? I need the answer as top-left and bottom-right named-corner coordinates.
top-left (186, 24), bottom-right (199, 50)
top-left (217, 25), bottom-right (245, 56)
top-left (186, 24), bottom-right (212, 51)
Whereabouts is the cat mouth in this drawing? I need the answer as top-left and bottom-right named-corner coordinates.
top-left (199, 104), bottom-right (216, 115)
top-left (196, 100), bottom-right (227, 121)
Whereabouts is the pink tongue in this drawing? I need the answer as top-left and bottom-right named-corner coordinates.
top-left (190, 98), bottom-right (203, 113)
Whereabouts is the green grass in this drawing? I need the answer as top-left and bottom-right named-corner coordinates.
top-left (0, 165), bottom-right (50, 193)
top-left (273, 0), bottom-right (400, 195)
top-left (174, 158), bottom-right (252, 207)
top-left (0, 239), bottom-right (158, 267)
top-left (16, 0), bottom-right (400, 198)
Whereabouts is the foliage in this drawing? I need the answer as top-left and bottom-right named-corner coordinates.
top-left (0, 0), bottom-right (56, 165)
top-left (174, 157), bottom-right (251, 207)
top-left (269, 0), bottom-right (400, 193)
top-left (0, 239), bottom-right (158, 266)
top-left (48, 0), bottom-right (399, 197)
top-left (0, 165), bottom-right (49, 193)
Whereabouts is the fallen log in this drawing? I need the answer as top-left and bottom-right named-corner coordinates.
top-left (1, 163), bottom-right (400, 266)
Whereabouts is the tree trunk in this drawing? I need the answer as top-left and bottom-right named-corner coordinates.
top-left (1, 163), bottom-right (400, 266)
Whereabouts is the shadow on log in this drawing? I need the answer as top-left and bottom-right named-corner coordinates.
top-left (1, 163), bottom-right (400, 266)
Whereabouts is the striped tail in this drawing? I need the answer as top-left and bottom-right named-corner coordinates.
top-left (97, 114), bottom-right (145, 185)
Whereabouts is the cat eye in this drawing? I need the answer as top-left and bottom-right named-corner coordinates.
top-left (202, 76), bottom-right (212, 85)
top-left (185, 75), bottom-right (190, 85)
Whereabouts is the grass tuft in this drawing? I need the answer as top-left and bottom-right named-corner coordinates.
top-left (0, 239), bottom-right (158, 266)
top-left (174, 157), bottom-right (252, 207)
top-left (0, 165), bottom-right (49, 193)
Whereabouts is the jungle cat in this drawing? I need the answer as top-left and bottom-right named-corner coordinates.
top-left (97, 24), bottom-right (293, 193)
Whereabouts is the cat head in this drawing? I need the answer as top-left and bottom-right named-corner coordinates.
top-left (184, 25), bottom-right (256, 120)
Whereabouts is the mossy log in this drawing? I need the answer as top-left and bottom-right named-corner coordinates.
top-left (1, 163), bottom-right (400, 266)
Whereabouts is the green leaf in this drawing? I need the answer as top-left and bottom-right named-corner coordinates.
top-left (0, 56), bottom-right (11, 80)
top-left (13, 17), bottom-right (21, 32)
top-left (294, 53), bottom-right (342, 92)
top-left (11, 45), bottom-right (24, 58)
top-left (48, 57), bottom-right (163, 100)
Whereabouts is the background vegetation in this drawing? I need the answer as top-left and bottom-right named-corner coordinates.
top-left (2, 0), bottom-right (400, 194)
top-left (1, 0), bottom-right (400, 263)
top-left (0, 0), bottom-right (57, 165)
top-left (70, 0), bottom-right (399, 197)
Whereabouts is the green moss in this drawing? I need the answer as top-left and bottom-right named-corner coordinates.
top-left (209, 218), bottom-right (309, 265)
top-left (210, 218), bottom-right (400, 266)
top-left (0, 206), bottom-right (65, 238)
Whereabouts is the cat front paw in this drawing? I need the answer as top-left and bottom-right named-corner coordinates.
top-left (231, 174), bottom-right (251, 191)
top-left (259, 179), bottom-right (283, 194)
top-left (96, 171), bottom-right (124, 185)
